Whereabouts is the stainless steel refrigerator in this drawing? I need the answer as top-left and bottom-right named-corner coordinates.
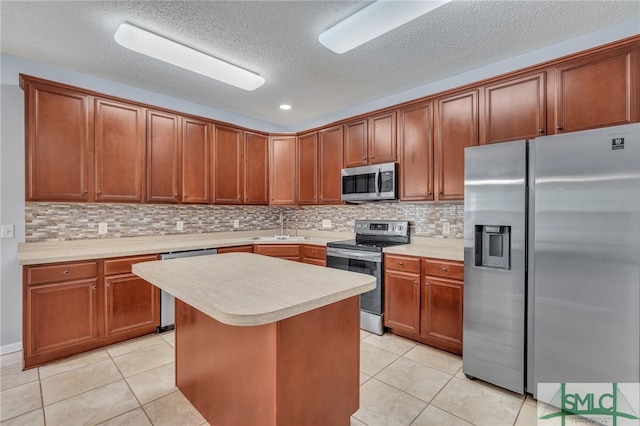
top-left (463, 123), bottom-right (640, 396)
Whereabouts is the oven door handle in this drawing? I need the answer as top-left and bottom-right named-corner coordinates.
top-left (374, 167), bottom-right (381, 196)
top-left (326, 247), bottom-right (382, 262)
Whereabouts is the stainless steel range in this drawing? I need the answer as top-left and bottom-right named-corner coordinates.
top-left (326, 220), bottom-right (410, 335)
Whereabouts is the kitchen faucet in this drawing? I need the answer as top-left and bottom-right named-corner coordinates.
top-left (279, 212), bottom-right (285, 237)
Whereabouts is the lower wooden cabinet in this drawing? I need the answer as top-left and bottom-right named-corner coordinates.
top-left (300, 245), bottom-right (326, 266)
top-left (217, 245), bottom-right (254, 254)
top-left (253, 244), bottom-right (300, 262)
top-left (23, 255), bottom-right (160, 368)
top-left (384, 254), bottom-right (464, 355)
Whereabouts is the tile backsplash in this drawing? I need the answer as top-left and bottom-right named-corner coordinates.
top-left (25, 202), bottom-right (464, 242)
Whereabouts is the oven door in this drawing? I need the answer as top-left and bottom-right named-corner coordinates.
top-left (325, 247), bottom-right (383, 315)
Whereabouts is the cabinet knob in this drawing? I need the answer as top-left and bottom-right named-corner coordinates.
top-left (556, 125), bottom-right (564, 130)
top-left (92, 285), bottom-right (97, 290)
top-left (362, 156), bottom-right (366, 160)
top-left (425, 283), bottom-right (429, 287)
top-left (370, 156), bottom-right (374, 159)
top-left (428, 191), bottom-right (432, 196)
top-left (107, 281), bottom-right (112, 287)
top-left (63, 270), bottom-right (69, 275)
top-left (82, 190), bottom-right (88, 195)
top-left (413, 281), bottom-right (418, 286)
top-left (398, 262), bottom-right (404, 266)
top-left (538, 128), bottom-right (545, 134)
top-left (439, 191), bottom-right (443, 196)
top-left (442, 267), bottom-right (448, 272)
top-left (175, 194), bottom-right (179, 198)
top-left (96, 191), bottom-right (102, 196)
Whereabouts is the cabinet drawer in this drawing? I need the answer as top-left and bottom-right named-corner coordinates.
top-left (423, 259), bottom-right (464, 280)
top-left (301, 245), bottom-right (326, 261)
top-left (217, 245), bottom-right (254, 254)
top-left (104, 255), bottom-right (159, 276)
top-left (27, 261), bottom-right (98, 285)
top-left (384, 254), bottom-right (420, 273)
top-left (254, 244), bottom-right (300, 258)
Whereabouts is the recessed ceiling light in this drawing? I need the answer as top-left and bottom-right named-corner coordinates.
top-left (279, 104), bottom-right (292, 110)
top-left (114, 23), bottom-right (265, 91)
top-left (319, 0), bottom-right (451, 54)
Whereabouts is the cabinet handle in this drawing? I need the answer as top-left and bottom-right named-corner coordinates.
top-left (63, 270), bottom-right (69, 275)
top-left (107, 281), bottom-right (112, 287)
top-left (428, 191), bottom-right (432, 196)
top-left (175, 194), bottom-right (179, 199)
top-left (370, 155), bottom-right (374, 159)
top-left (439, 191), bottom-right (443, 196)
top-left (362, 156), bottom-right (366, 160)
top-left (425, 283), bottom-right (429, 287)
top-left (398, 261), bottom-right (404, 266)
top-left (82, 190), bottom-right (88, 195)
top-left (556, 125), bottom-right (564, 130)
top-left (538, 128), bottom-right (545, 134)
top-left (92, 285), bottom-right (97, 290)
top-left (413, 281), bottom-right (418, 286)
top-left (442, 267), bottom-right (448, 272)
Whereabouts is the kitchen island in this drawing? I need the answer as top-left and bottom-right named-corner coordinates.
top-left (132, 252), bottom-right (376, 426)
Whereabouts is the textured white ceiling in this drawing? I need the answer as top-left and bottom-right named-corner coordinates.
top-left (1, 1), bottom-right (639, 129)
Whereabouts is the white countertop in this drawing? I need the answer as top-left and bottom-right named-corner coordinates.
top-left (132, 252), bottom-right (376, 326)
top-left (18, 230), bottom-right (463, 265)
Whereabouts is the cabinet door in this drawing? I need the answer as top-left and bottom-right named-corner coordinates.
top-left (214, 125), bottom-right (244, 204)
top-left (343, 120), bottom-right (368, 168)
top-left (369, 111), bottom-right (396, 164)
top-left (483, 72), bottom-right (546, 144)
top-left (217, 245), bottom-right (254, 254)
top-left (384, 270), bottom-right (421, 334)
top-left (244, 132), bottom-right (269, 205)
top-left (318, 126), bottom-right (343, 204)
top-left (297, 132), bottom-right (318, 205)
top-left (398, 102), bottom-right (434, 201)
top-left (552, 47), bottom-right (639, 134)
top-left (182, 117), bottom-right (211, 204)
top-left (25, 82), bottom-right (92, 201)
top-left (147, 110), bottom-right (180, 203)
top-left (269, 136), bottom-right (297, 205)
top-left (105, 273), bottom-right (159, 337)
top-left (435, 90), bottom-right (479, 201)
top-left (25, 279), bottom-right (99, 358)
top-left (95, 99), bottom-right (145, 202)
top-left (254, 244), bottom-right (300, 261)
top-left (422, 276), bottom-right (463, 350)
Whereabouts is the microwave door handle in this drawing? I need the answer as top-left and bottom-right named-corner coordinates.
top-left (375, 168), bottom-right (381, 196)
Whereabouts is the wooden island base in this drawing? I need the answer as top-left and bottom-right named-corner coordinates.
top-left (175, 296), bottom-right (360, 426)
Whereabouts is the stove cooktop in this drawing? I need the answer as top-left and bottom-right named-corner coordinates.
top-left (327, 220), bottom-right (410, 252)
top-left (326, 239), bottom-right (409, 252)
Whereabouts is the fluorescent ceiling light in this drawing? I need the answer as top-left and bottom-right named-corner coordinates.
top-left (114, 23), bottom-right (265, 91)
top-left (279, 104), bottom-right (292, 110)
top-left (319, 0), bottom-right (451, 54)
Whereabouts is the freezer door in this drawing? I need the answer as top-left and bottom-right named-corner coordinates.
top-left (532, 123), bottom-right (640, 394)
top-left (463, 140), bottom-right (527, 394)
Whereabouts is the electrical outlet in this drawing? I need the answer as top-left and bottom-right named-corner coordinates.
top-left (1, 224), bottom-right (15, 239)
top-left (322, 219), bottom-right (332, 229)
top-left (442, 221), bottom-right (450, 236)
top-left (98, 222), bottom-right (108, 235)
top-left (176, 221), bottom-right (184, 231)
top-left (233, 219), bottom-right (240, 228)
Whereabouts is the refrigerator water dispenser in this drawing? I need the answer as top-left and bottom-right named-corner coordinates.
top-left (475, 225), bottom-right (511, 269)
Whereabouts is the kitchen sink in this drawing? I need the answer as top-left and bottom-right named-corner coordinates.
top-left (248, 236), bottom-right (309, 241)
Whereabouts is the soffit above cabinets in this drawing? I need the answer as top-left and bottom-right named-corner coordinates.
top-left (1, 1), bottom-right (638, 129)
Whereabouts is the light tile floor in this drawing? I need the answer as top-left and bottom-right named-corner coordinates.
top-left (0, 330), bottom-right (538, 426)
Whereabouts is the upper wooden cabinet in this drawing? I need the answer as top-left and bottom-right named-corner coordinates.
top-left (297, 132), bottom-right (318, 205)
top-left (244, 132), bottom-right (269, 205)
top-left (181, 117), bottom-right (211, 204)
top-left (94, 98), bottom-right (145, 203)
top-left (23, 79), bottom-right (93, 202)
top-left (269, 135), bottom-right (297, 205)
top-left (435, 89), bottom-right (479, 201)
top-left (318, 126), bottom-right (343, 204)
top-left (343, 111), bottom-right (396, 168)
top-left (146, 110), bottom-right (181, 203)
top-left (550, 46), bottom-right (639, 134)
top-left (213, 125), bottom-right (244, 205)
top-left (481, 72), bottom-right (546, 144)
top-left (397, 101), bottom-right (434, 201)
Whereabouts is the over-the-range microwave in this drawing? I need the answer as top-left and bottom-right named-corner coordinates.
top-left (341, 162), bottom-right (398, 203)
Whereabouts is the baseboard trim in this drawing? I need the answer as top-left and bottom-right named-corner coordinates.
top-left (1, 342), bottom-right (22, 355)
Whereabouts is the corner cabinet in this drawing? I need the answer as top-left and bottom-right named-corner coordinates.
top-left (384, 254), bottom-right (464, 355)
top-left (269, 135), bottom-right (297, 205)
top-left (23, 255), bottom-right (160, 368)
top-left (23, 78), bottom-right (93, 202)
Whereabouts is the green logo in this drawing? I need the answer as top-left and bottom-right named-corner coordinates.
top-left (538, 383), bottom-right (639, 426)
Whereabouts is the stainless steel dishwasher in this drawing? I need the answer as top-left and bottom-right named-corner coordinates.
top-left (158, 248), bottom-right (217, 332)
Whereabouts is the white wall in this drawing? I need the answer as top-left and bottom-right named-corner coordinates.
top-left (1, 19), bottom-right (638, 353)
